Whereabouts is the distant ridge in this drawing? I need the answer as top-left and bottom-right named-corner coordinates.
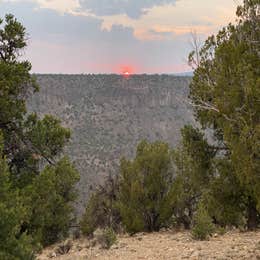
top-left (28, 74), bottom-right (195, 216)
top-left (172, 71), bottom-right (194, 77)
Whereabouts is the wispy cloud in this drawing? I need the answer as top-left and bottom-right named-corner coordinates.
top-left (80, 0), bottom-right (178, 19)
top-left (0, 0), bottom-right (239, 73)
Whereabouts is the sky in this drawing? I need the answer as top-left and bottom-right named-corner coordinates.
top-left (0, 0), bottom-right (241, 74)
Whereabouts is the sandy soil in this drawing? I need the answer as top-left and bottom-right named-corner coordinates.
top-left (38, 229), bottom-right (260, 260)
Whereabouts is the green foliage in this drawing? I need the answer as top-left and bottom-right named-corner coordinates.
top-left (24, 114), bottom-right (71, 160)
top-left (80, 175), bottom-right (121, 236)
top-left (192, 204), bottom-right (215, 240)
top-left (0, 14), bottom-right (38, 157)
top-left (25, 157), bottom-right (79, 246)
top-left (171, 126), bottom-right (215, 228)
top-left (203, 159), bottom-right (246, 227)
top-left (0, 14), bottom-right (26, 62)
top-left (188, 0), bottom-right (260, 229)
top-left (0, 13), bottom-right (80, 254)
top-left (0, 133), bottom-right (35, 259)
top-left (98, 228), bottom-right (117, 249)
top-left (118, 140), bottom-right (174, 233)
top-left (81, 194), bottom-right (100, 236)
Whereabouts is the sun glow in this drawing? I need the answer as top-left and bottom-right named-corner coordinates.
top-left (120, 65), bottom-right (134, 78)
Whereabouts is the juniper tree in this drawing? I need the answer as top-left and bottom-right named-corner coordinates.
top-left (172, 125), bottom-right (215, 228)
top-left (0, 14), bottom-right (79, 250)
top-left (188, 0), bottom-right (260, 229)
top-left (118, 140), bottom-right (174, 233)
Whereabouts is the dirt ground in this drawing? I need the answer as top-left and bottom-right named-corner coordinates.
top-left (38, 229), bottom-right (260, 260)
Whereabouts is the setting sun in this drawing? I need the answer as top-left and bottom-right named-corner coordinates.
top-left (120, 65), bottom-right (134, 77)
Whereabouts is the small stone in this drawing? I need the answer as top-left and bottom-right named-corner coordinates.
top-left (213, 233), bottom-right (218, 238)
top-left (111, 244), bottom-right (119, 250)
top-left (48, 252), bottom-right (57, 258)
top-left (119, 242), bottom-right (127, 248)
top-left (243, 246), bottom-right (248, 251)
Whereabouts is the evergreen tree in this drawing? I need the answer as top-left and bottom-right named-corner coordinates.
top-left (188, 0), bottom-right (260, 229)
top-left (172, 125), bottom-right (215, 228)
top-left (202, 159), bottom-right (246, 227)
top-left (0, 13), bottom-right (80, 251)
top-left (118, 140), bottom-right (174, 233)
top-left (0, 132), bottom-right (35, 259)
top-left (24, 157), bottom-right (79, 246)
top-left (80, 175), bottom-right (121, 236)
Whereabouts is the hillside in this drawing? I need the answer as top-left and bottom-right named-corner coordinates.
top-left (38, 229), bottom-right (260, 259)
top-left (28, 74), bottom-right (194, 215)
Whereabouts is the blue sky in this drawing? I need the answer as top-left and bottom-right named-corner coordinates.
top-left (0, 0), bottom-right (240, 74)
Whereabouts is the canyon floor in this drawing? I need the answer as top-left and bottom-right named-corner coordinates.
top-left (38, 229), bottom-right (260, 260)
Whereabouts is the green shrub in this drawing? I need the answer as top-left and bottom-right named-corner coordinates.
top-left (97, 228), bottom-right (117, 249)
top-left (80, 175), bottom-right (121, 236)
top-left (192, 204), bottom-right (215, 240)
top-left (118, 140), bottom-right (175, 234)
top-left (0, 133), bottom-right (35, 259)
top-left (25, 157), bottom-right (79, 246)
top-left (216, 226), bottom-right (226, 236)
top-left (80, 194), bottom-right (101, 236)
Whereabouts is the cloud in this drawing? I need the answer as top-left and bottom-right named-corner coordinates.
top-left (80, 0), bottom-right (178, 19)
top-left (0, 0), bottom-right (238, 74)
top-left (2, 0), bottom-right (178, 17)
top-left (1, 0), bottom-right (81, 14)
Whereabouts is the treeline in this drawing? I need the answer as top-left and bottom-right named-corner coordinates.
top-left (81, 0), bottom-right (259, 241)
top-left (0, 0), bottom-right (259, 258)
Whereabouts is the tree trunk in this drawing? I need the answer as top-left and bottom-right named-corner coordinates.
top-left (247, 197), bottom-right (258, 230)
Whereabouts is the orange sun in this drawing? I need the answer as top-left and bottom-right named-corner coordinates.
top-left (121, 66), bottom-right (133, 78)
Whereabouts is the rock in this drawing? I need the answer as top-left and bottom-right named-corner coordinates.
top-left (137, 237), bottom-right (142, 241)
top-left (111, 244), bottom-right (119, 250)
top-left (213, 233), bottom-right (218, 238)
top-left (48, 252), bottom-right (57, 258)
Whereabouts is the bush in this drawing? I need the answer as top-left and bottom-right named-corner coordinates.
top-left (0, 134), bottom-right (35, 259)
top-left (118, 140), bottom-right (174, 234)
top-left (97, 228), bottom-right (117, 249)
top-left (192, 204), bottom-right (214, 240)
top-left (80, 175), bottom-right (121, 236)
top-left (25, 157), bottom-right (79, 246)
top-left (81, 194), bottom-right (102, 236)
